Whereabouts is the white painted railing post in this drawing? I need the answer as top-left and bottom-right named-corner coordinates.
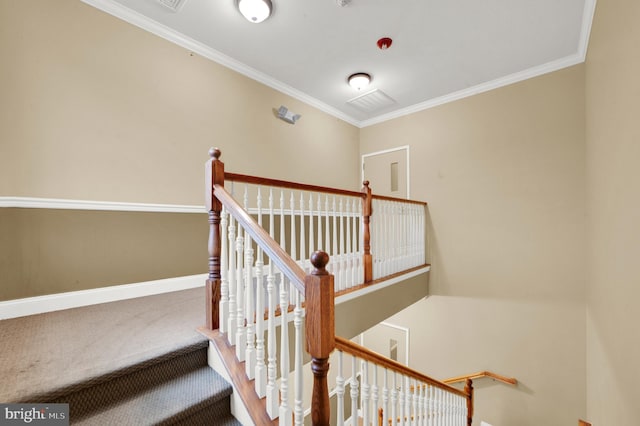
top-left (279, 189), bottom-right (292, 426)
top-left (350, 355), bottom-right (359, 426)
top-left (336, 351), bottom-right (345, 426)
top-left (219, 208), bottom-right (229, 334)
top-left (265, 189), bottom-right (278, 419)
top-left (255, 187), bottom-right (266, 397)
top-left (227, 216), bottom-right (237, 343)
top-left (235, 221), bottom-right (246, 362)
top-left (294, 289), bottom-right (304, 426)
top-left (362, 360), bottom-right (370, 426)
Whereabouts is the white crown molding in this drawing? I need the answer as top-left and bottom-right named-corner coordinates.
top-left (0, 196), bottom-right (204, 213)
top-left (81, 0), bottom-right (596, 130)
top-left (359, 53), bottom-right (585, 128)
top-left (578, 0), bottom-right (597, 60)
top-left (0, 273), bottom-right (207, 320)
top-left (358, 0), bottom-right (596, 127)
top-left (80, 0), bottom-right (360, 127)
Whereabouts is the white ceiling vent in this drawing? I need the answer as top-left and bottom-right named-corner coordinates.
top-left (347, 89), bottom-right (397, 113)
top-left (156, 0), bottom-right (188, 13)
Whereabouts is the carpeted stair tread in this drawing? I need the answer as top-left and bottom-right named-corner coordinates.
top-left (24, 337), bottom-right (208, 404)
top-left (71, 365), bottom-right (234, 425)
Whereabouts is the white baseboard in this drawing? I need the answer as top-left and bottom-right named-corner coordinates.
top-left (0, 274), bottom-right (207, 320)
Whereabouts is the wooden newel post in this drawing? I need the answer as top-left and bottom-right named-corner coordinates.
top-left (305, 251), bottom-right (335, 426)
top-left (205, 147), bottom-right (224, 330)
top-left (465, 378), bottom-right (474, 426)
top-left (361, 181), bottom-right (373, 283)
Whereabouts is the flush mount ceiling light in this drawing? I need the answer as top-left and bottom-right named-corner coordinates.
top-left (348, 73), bottom-right (371, 90)
top-left (238, 0), bottom-right (272, 23)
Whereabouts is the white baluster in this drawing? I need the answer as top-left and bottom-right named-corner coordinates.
top-left (266, 255), bottom-right (278, 420)
top-left (279, 191), bottom-right (291, 425)
top-left (293, 291), bottom-right (303, 425)
top-left (255, 187), bottom-right (266, 396)
top-left (289, 192), bottom-right (297, 306)
top-left (227, 216), bottom-right (237, 343)
top-left (338, 197), bottom-right (345, 290)
top-left (244, 232), bottom-right (255, 379)
top-left (434, 388), bottom-right (442, 426)
top-left (372, 364), bottom-right (379, 426)
top-left (345, 198), bottom-right (352, 288)
top-left (332, 196), bottom-right (338, 279)
top-left (403, 376), bottom-right (411, 425)
top-left (425, 385), bottom-right (431, 426)
top-left (399, 374), bottom-right (405, 426)
top-left (371, 200), bottom-right (379, 279)
top-left (324, 196), bottom-right (330, 262)
top-left (391, 371), bottom-right (398, 426)
top-left (336, 351), bottom-right (345, 426)
top-left (383, 369), bottom-right (390, 426)
top-left (309, 194), bottom-right (314, 265)
top-left (353, 198), bottom-right (358, 283)
top-left (299, 193), bottom-right (306, 270)
top-left (419, 383), bottom-right (427, 426)
top-left (279, 279), bottom-right (291, 425)
top-left (357, 198), bottom-right (364, 283)
top-left (235, 224), bottom-right (246, 362)
top-left (219, 208), bottom-right (229, 334)
top-left (350, 355), bottom-right (359, 426)
top-left (411, 380), bottom-right (420, 426)
top-left (317, 196), bottom-right (323, 251)
top-left (362, 360), bottom-right (370, 426)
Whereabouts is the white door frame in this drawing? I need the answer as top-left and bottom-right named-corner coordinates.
top-left (359, 321), bottom-right (411, 366)
top-left (361, 146), bottom-right (411, 199)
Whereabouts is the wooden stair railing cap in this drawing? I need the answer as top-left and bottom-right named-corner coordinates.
top-left (212, 183), bottom-right (306, 293)
top-left (443, 371), bottom-right (517, 386)
top-left (334, 336), bottom-right (468, 398)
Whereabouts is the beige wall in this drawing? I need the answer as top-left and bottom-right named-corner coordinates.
top-left (585, 0), bottom-right (640, 424)
top-left (360, 66), bottom-right (586, 425)
top-left (0, 208), bottom-right (206, 301)
top-left (0, 0), bottom-right (359, 299)
top-left (0, 0), bottom-right (360, 203)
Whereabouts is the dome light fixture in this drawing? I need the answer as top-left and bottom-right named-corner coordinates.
top-left (238, 0), bottom-right (272, 23)
top-left (348, 73), bottom-right (372, 90)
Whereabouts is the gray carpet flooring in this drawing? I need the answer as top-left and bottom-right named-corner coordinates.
top-left (0, 287), bottom-right (206, 403)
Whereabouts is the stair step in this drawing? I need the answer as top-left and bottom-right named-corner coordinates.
top-left (72, 366), bottom-right (236, 425)
top-left (27, 339), bottom-right (240, 425)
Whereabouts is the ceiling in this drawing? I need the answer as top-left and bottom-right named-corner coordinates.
top-left (83, 0), bottom-right (595, 127)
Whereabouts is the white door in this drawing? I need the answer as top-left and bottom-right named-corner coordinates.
top-left (362, 147), bottom-right (409, 198)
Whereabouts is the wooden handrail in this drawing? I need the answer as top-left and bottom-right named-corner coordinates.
top-left (443, 371), bottom-right (517, 386)
top-left (225, 171), bottom-right (427, 205)
top-left (225, 172), bottom-right (364, 198)
top-left (371, 194), bottom-right (428, 206)
top-left (213, 183), bottom-right (306, 294)
top-left (334, 336), bottom-right (468, 398)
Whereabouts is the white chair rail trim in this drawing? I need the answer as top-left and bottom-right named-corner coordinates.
top-left (0, 197), bottom-right (204, 213)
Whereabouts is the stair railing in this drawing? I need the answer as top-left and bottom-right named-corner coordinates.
top-left (443, 371), bottom-right (518, 386)
top-left (333, 337), bottom-right (473, 426)
top-left (205, 148), bottom-right (439, 425)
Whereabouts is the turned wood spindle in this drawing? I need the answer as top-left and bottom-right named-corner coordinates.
top-left (465, 378), bottom-right (474, 426)
top-left (361, 180), bottom-right (373, 283)
top-left (205, 147), bottom-right (225, 330)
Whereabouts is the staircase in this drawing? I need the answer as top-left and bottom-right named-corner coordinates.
top-left (0, 288), bottom-right (242, 425)
top-left (201, 149), bottom-right (472, 425)
top-left (33, 340), bottom-right (239, 425)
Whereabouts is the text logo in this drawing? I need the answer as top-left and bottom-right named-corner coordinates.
top-left (0, 404), bottom-right (68, 425)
